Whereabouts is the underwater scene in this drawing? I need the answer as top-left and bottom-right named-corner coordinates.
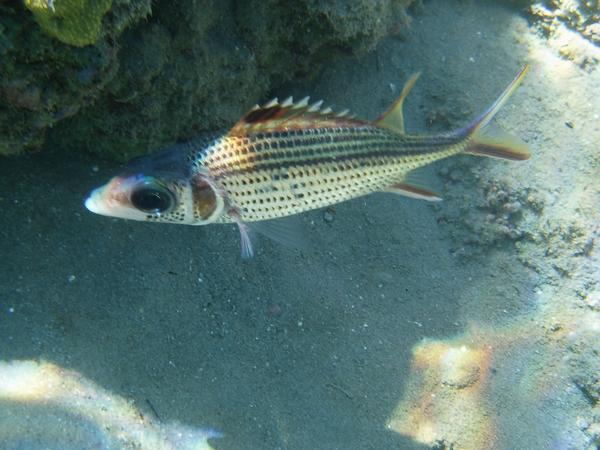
top-left (1, 0), bottom-right (599, 449)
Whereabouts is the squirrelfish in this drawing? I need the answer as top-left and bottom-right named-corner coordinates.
top-left (85, 66), bottom-right (531, 257)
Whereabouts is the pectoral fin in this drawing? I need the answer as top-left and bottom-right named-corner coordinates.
top-left (235, 219), bottom-right (255, 259)
top-left (248, 216), bottom-right (310, 252)
top-left (232, 213), bottom-right (311, 258)
top-left (383, 182), bottom-right (442, 202)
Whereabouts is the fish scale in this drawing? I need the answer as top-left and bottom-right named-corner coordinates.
top-left (198, 127), bottom-right (468, 222)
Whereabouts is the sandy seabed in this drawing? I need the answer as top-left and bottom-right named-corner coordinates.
top-left (1, 1), bottom-right (598, 449)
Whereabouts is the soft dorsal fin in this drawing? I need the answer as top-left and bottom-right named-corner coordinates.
top-left (228, 97), bottom-right (367, 136)
top-left (375, 72), bottom-right (420, 134)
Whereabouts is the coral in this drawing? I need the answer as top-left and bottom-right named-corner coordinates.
top-left (236, 0), bottom-right (415, 77)
top-left (434, 158), bottom-right (598, 290)
top-left (530, 1), bottom-right (600, 46)
top-left (24, 0), bottom-right (113, 47)
top-left (1, 0), bottom-right (418, 158)
top-left (506, 0), bottom-right (600, 67)
top-left (498, 1), bottom-right (599, 66)
top-left (0, 1), bottom-right (150, 156)
top-left (58, 0), bottom-right (420, 161)
top-left (434, 160), bottom-right (546, 258)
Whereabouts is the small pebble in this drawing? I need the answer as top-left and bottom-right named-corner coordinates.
top-left (266, 303), bottom-right (282, 317)
top-left (449, 169), bottom-right (462, 181)
top-left (576, 417), bottom-right (589, 430)
top-left (549, 322), bottom-right (561, 332)
top-left (67, 275), bottom-right (76, 283)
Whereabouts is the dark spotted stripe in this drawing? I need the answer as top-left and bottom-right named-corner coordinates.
top-left (208, 131), bottom-right (464, 176)
top-left (214, 149), bottom-right (440, 177)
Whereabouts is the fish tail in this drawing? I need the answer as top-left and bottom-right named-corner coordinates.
top-left (463, 65), bottom-right (531, 161)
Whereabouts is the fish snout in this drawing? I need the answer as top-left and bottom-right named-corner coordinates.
top-left (84, 186), bottom-right (107, 215)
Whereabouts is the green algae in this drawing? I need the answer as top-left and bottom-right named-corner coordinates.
top-left (24, 0), bottom-right (113, 47)
top-left (0, 1), bottom-right (150, 156)
top-left (2, 0), bottom-right (417, 159)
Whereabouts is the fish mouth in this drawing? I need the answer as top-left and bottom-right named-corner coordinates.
top-left (84, 183), bottom-right (151, 222)
top-left (85, 186), bottom-right (113, 216)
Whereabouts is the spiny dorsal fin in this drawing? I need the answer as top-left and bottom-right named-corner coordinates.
top-left (228, 97), bottom-right (367, 136)
top-left (375, 72), bottom-right (420, 134)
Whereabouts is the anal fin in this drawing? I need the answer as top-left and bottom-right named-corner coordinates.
top-left (383, 181), bottom-right (442, 202)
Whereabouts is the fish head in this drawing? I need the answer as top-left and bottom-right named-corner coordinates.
top-left (85, 146), bottom-right (224, 225)
top-left (85, 173), bottom-right (192, 224)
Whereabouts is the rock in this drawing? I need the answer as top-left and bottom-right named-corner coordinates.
top-left (0, 0), bottom-right (151, 156)
top-left (0, 0), bottom-right (419, 159)
top-left (24, 0), bottom-right (114, 47)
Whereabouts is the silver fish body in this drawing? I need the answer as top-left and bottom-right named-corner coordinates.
top-left (199, 128), bottom-right (467, 223)
top-left (85, 66), bottom-right (531, 256)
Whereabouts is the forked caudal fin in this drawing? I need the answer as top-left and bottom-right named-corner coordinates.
top-left (463, 65), bottom-right (531, 161)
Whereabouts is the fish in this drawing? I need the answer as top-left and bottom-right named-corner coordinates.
top-left (85, 65), bottom-right (531, 257)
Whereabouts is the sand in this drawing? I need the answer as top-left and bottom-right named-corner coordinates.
top-left (1, 1), bottom-right (598, 449)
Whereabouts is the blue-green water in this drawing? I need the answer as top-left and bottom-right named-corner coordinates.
top-left (1, 1), bottom-right (599, 449)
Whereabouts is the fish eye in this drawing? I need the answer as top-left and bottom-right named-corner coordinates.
top-left (130, 179), bottom-right (174, 214)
